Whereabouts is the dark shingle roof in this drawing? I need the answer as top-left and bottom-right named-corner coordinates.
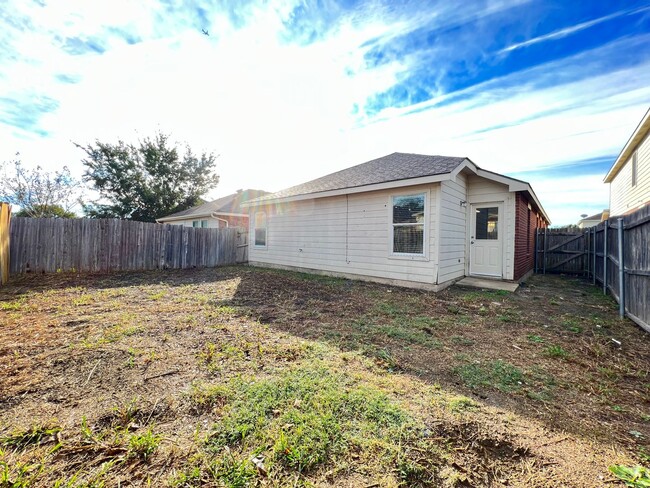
top-left (255, 153), bottom-right (467, 201)
top-left (580, 212), bottom-right (604, 221)
top-left (159, 189), bottom-right (269, 220)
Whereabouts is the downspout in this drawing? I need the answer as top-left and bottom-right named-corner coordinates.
top-left (211, 212), bottom-right (229, 227)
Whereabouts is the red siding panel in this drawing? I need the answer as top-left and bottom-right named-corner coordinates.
top-left (218, 215), bottom-right (248, 228)
top-left (514, 193), bottom-right (548, 281)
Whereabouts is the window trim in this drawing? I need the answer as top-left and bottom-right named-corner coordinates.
top-left (253, 211), bottom-right (268, 249)
top-left (192, 220), bottom-right (200, 228)
top-left (387, 190), bottom-right (429, 260)
top-left (631, 151), bottom-right (638, 187)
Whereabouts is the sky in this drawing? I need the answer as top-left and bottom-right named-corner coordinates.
top-left (1, 0), bottom-right (649, 225)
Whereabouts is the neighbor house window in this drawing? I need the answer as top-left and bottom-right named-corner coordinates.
top-left (392, 193), bottom-right (425, 255)
top-left (632, 151), bottom-right (638, 187)
top-left (254, 211), bottom-right (267, 247)
top-left (192, 220), bottom-right (200, 228)
top-left (201, 220), bottom-right (208, 228)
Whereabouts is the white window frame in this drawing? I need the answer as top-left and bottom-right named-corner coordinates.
top-left (388, 190), bottom-right (429, 260)
top-left (192, 220), bottom-right (200, 228)
top-left (253, 211), bottom-right (267, 249)
top-left (632, 151), bottom-right (638, 187)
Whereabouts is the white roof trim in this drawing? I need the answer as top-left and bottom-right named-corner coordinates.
top-left (157, 212), bottom-right (248, 222)
top-left (604, 106), bottom-right (650, 183)
top-left (244, 157), bottom-right (550, 223)
top-left (243, 172), bottom-right (454, 206)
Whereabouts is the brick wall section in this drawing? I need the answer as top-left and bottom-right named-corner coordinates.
top-left (219, 215), bottom-right (248, 228)
top-left (513, 192), bottom-right (548, 281)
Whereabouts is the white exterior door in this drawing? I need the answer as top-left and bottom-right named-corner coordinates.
top-left (469, 203), bottom-right (503, 277)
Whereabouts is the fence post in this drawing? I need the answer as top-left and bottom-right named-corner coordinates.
top-left (617, 217), bottom-right (625, 318)
top-left (592, 227), bottom-right (596, 285)
top-left (603, 221), bottom-right (607, 295)
top-left (543, 227), bottom-right (548, 274)
top-left (585, 230), bottom-right (589, 278)
top-left (534, 229), bottom-right (538, 274)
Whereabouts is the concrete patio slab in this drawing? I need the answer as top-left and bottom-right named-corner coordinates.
top-left (455, 276), bottom-right (519, 292)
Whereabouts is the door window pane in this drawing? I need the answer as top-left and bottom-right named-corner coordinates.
top-left (475, 207), bottom-right (498, 240)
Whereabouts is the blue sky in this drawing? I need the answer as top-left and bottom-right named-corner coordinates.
top-left (1, 0), bottom-right (649, 224)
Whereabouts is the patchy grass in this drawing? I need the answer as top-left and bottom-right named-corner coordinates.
top-left (546, 345), bottom-right (570, 359)
top-left (454, 360), bottom-right (524, 392)
top-left (0, 267), bottom-right (648, 486)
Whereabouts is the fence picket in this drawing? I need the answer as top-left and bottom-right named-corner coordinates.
top-left (535, 205), bottom-right (649, 332)
top-left (9, 218), bottom-right (246, 276)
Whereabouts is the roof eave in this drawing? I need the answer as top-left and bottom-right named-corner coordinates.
top-left (470, 167), bottom-right (550, 223)
top-left (604, 107), bottom-right (650, 183)
top-left (158, 211), bottom-right (248, 222)
top-left (242, 172), bottom-right (459, 207)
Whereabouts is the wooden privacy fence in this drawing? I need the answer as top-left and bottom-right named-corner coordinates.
top-left (536, 204), bottom-right (650, 332)
top-left (0, 203), bottom-right (10, 285)
top-left (10, 218), bottom-right (243, 275)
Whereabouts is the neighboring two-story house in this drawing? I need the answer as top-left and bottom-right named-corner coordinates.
top-left (604, 107), bottom-right (650, 216)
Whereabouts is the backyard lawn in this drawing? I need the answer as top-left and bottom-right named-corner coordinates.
top-left (0, 266), bottom-right (648, 487)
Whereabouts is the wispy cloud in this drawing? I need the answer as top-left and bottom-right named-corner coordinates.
top-left (500, 5), bottom-right (650, 53)
top-left (0, 0), bottom-right (648, 225)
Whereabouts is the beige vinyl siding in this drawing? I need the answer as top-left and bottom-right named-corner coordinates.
top-left (161, 217), bottom-right (220, 228)
top-left (249, 184), bottom-right (439, 285)
top-left (438, 173), bottom-right (467, 284)
top-left (466, 175), bottom-right (515, 280)
top-left (610, 131), bottom-right (650, 216)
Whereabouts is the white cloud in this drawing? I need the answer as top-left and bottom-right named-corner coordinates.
top-left (501, 5), bottom-right (650, 53)
top-left (0, 1), bottom-right (648, 227)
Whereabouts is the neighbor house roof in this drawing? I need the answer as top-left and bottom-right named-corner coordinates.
top-left (580, 212), bottom-right (604, 222)
top-left (604, 106), bottom-right (650, 183)
top-left (158, 189), bottom-right (269, 222)
top-left (245, 152), bottom-right (550, 223)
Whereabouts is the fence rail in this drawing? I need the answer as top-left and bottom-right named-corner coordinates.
top-left (0, 203), bottom-right (10, 285)
top-left (9, 217), bottom-right (242, 275)
top-left (536, 205), bottom-right (650, 333)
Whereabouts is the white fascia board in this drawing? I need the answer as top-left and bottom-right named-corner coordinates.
top-left (158, 212), bottom-right (248, 222)
top-left (243, 173), bottom-right (452, 207)
top-left (469, 166), bottom-right (550, 223)
top-left (475, 168), bottom-right (528, 191)
top-left (604, 107), bottom-right (650, 183)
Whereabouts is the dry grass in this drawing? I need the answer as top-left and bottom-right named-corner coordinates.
top-left (0, 266), bottom-right (648, 487)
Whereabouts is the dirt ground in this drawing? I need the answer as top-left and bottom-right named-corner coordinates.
top-left (0, 265), bottom-right (648, 487)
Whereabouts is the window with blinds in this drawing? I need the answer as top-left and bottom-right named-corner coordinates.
top-left (392, 194), bottom-right (425, 255)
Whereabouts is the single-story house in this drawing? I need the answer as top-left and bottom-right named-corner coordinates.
top-left (244, 153), bottom-right (550, 291)
top-left (157, 189), bottom-right (268, 228)
top-left (604, 106), bottom-right (650, 216)
top-left (577, 210), bottom-right (608, 229)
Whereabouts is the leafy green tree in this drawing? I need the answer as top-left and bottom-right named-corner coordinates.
top-left (14, 204), bottom-right (77, 218)
top-left (77, 132), bottom-right (219, 222)
top-left (0, 159), bottom-right (80, 217)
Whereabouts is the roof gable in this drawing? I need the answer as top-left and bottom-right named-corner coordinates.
top-left (604, 106), bottom-right (650, 183)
